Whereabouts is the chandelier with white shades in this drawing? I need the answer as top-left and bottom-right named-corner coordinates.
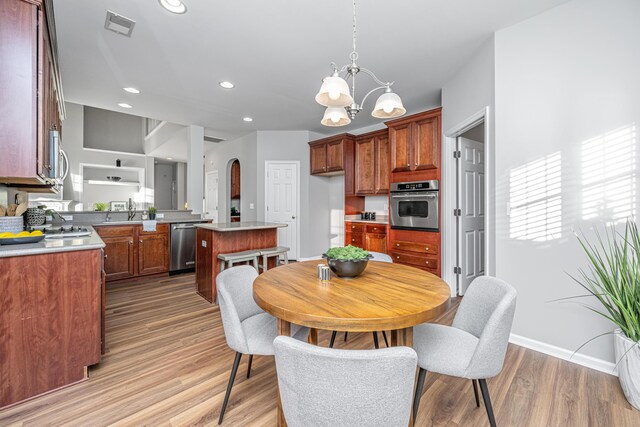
top-left (315, 0), bottom-right (406, 127)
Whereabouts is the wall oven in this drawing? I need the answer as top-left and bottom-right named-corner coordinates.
top-left (390, 180), bottom-right (439, 231)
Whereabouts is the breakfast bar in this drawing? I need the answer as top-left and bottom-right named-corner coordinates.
top-left (194, 221), bottom-right (287, 303)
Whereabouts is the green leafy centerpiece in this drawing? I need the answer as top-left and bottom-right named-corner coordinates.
top-left (323, 245), bottom-right (372, 278)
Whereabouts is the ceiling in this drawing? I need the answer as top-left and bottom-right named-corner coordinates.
top-left (53, 0), bottom-right (569, 140)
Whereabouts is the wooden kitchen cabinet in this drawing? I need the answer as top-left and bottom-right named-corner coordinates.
top-left (95, 224), bottom-right (169, 281)
top-left (355, 129), bottom-right (390, 195)
top-left (0, 249), bottom-right (102, 408)
top-left (139, 232), bottom-right (170, 275)
top-left (387, 108), bottom-right (441, 173)
top-left (0, 0), bottom-right (64, 191)
top-left (102, 235), bottom-right (135, 281)
top-left (309, 134), bottom-right (354, 176)
top-left (345, 221), bottom-right (388, 254)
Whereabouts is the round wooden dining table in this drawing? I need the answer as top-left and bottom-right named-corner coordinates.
top-left (253, 260), bottom-right (451, 427)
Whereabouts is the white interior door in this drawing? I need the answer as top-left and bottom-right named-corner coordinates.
top-left (205, 171), bottom-right (219, 222)
top-left (458, 137), bottom-right (485, 294)
top-left (266, 162), bottom-right (298, 260)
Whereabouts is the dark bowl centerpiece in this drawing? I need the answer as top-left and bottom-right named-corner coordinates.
top-left (322, 245), bottom-right (372, 278)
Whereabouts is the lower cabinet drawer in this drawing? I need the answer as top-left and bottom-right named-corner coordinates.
top-left (345, 232), bottom-right (365, 247)
top-left (391, 240), bottom-right (438, 255)
top-left (391, 251), bottom-right (438, 271)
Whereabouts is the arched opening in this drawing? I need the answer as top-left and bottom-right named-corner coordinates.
top-left (229, 159), bottom-right (240, 222)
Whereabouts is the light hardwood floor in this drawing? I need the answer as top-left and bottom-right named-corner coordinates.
top-left (1, 273), bottom-right (638, 426)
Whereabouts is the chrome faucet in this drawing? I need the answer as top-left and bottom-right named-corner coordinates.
top-left (127, 198), bottom-right (136, 221)
top-left (105, 209), bottom-right (112, 222)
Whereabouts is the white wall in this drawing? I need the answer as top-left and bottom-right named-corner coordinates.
top-left (83, 106), bottom-right (145, 154)
top-left (441, 36), bottom-right (496, 276)
top-left (494, 0), bottom-right (640, 364)
top-left (204, 133), bottom-right (258, 223)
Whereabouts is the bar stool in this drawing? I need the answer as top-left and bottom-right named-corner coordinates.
top-left (218, 250), bottom-right (261, 272)
top-left (259, 246), bottom-right (290, 272)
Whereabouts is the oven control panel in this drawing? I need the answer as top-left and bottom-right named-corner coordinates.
top-left (391, 180), bottom-right (439, 192)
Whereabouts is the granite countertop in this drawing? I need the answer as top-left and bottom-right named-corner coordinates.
top-left (90, 218), bottom-right (207, 226)
top-left (344, 215), bottom-right (389, 225)
top-left (0, 226), bottom-right (105, 258)
top-left (195, 221), bottom-right (287, 232)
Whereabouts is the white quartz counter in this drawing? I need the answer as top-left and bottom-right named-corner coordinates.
top-left (0, 226), bottom-right (105, 258)
top-left (195, 221), bottom-right (287, 232)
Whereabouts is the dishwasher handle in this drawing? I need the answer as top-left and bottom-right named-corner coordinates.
top-left (172, 224), bottom-right (197, 230)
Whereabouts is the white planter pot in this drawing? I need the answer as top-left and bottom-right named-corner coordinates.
top-left (614, 330), bottom-right (640, 410)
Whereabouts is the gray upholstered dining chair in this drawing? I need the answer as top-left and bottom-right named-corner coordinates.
top-left (412, 276), bottom-right (517, 427)
top-left (329, 250), bottom-right (391, 349)
top-left (216, 265), bottom-right (309, 424)
top-left (274, 336), bottom-right (417, 427)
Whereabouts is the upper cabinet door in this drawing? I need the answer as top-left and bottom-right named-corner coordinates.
top-left (375, 134), bottom-right (390, 194)
top-left (389, 123), bottom-right (412, 172)
top-left (310, 143), bottom-right (327, 174)
top-left (413, 116), bottom-right (439, 170)
top-left (355, 137), bottom-right (375, 195)
top-left (325, 140), bottom-right (344, 172)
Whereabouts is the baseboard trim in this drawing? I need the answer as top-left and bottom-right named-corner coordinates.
top-left (509, 333), bottom-right (617, 376)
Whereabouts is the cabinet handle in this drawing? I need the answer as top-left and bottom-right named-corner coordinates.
top-left (406, 163), bottom-right (409, 167)
top-left (104, 254), bottom-right (108, 259)
top-left (396, 256), bottom-right (400, 259)
top-left (139, 240), bottom-right (143, 244)
top-left (425, 248), bottom-right (429, 251)
top-left (129, 241), bottom-right (133, 245)
top-left (396, 243), bottom-right (400, 246)
top-left (352, 226), bottom-right (355, 229)
top-left (415, 162), bottom-right (418, 166)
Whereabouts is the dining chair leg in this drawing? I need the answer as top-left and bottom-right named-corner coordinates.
top-left (246, 354), bottom-right (254, 379)
top-left (372, 332), bottom-right (380, 349)
top-left (382, 331), bottom-right (389, 347)
top-left (472, 379), bottom-right (480, 407)
top-left (344, 331), bottom-right (348, 342)
top-left (413, 368), bottom-right (426, 421)
top-left (218, 352), bottom-right (242, 425)
top-left (478, 379), bottom-right (497, 427)
top-left (329, 331), bottom-right (337, 348)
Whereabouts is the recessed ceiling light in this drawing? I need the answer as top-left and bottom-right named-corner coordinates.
top-left (243, 117), bottom-right (253, 122)
top-left (167, 157), bottom-right (173, 160)
top-left (159, 0), bottom-right (187, 14)
top-left (219, 81), bottom-right (235, 89)
top-left (123, 87), bottom-right (140, 94)
top-left (118, 103), bottom-right (132, 109)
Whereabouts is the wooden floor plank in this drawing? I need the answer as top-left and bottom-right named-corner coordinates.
top-left (0, 273), bottom-right (638, 426)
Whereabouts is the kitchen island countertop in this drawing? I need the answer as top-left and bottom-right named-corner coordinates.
top-left (195, 221), bottom-right (286, 232)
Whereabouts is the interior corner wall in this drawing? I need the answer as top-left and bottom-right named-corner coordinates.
top-left (204, 132), bottom-right (258, 223)
top-left (441, 35), bottom-right (496, 276)
top-left (494, 0), bottom-right (640, 363)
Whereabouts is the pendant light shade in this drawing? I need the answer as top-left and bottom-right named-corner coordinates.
top-left (372, 90), bottom-right (406, 119)
top-left (321, 107), bottom-right (351, 127)
top-left (315, 75), bottom-right (353, 107)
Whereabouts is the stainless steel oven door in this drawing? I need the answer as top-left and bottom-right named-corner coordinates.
top-left (390, 191), bottom-right (439, 231)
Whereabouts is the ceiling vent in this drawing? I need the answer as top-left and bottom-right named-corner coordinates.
top-left (204, 136), bottom-right (224, 143)
top-left (104, 11), bottom-right (136, 37)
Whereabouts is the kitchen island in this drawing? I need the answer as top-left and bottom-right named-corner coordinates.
top-left (0, 227), bottom-right (105, 408)
top-left (195, 222), bottom-right (286, 303)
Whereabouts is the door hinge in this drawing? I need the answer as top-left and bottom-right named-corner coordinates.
top-left (453, 150), bottom-right (461, 158)
top-left (453, 208), bottom-right (461, 216)
top-left (454, 266), bottom-right (461, 275)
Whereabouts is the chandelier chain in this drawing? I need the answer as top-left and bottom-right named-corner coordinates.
top-left (350, 0), bottom-right (358, 62)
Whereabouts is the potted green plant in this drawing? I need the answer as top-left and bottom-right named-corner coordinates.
top-left (568, 219), bottom-right (640, 410)
top-left (148, 206), bottom-right (157, 220)
top-left (322, 245), bottom-right (372, 278)
top-left (94, 202), bottom-right (108, 212)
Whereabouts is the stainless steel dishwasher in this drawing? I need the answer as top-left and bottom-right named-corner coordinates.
top-left (170, 221), bottom-right (206, 273)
